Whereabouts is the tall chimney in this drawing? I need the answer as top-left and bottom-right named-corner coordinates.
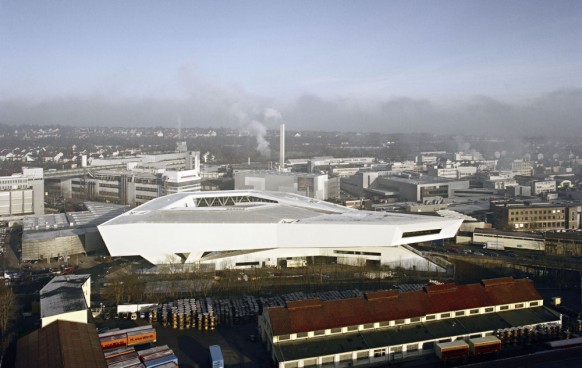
top-left (279, 123), bottom-right (285, 171)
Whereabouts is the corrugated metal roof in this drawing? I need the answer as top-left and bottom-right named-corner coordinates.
top-left (16, 320), bottom-right (107, 368)
top-left (266, 277), bottom-right (541, 336)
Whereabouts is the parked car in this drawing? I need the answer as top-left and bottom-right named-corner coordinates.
top-left (474, 251), bottom-right (485, 256)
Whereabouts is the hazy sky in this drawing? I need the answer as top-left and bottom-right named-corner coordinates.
top-left (1, 0), bottom-right (581, 133)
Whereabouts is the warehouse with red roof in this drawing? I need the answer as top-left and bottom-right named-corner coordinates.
top-left (259, 277), bottom-right (560, 367)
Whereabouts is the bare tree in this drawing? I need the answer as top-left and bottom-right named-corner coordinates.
top-left (103, 274), bottom-right (126, 305)
top-left (0, 280), bottom-right (15, 348)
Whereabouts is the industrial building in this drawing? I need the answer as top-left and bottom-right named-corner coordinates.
top-left (307, 157), bottom-right (375, 173)
top-left (234, 170), bottom-right (338, 200)
top-left (0, 167), bottom-right (44, 216)
top-left (40, 274), bottom-right (91, 327)
top-left (259, 277), bottom-right (559, 368)
top-left (21, 202), bottom-right (128, 261)
top-left (490, 200), bottom-right (579, 232)
top-left (44, 150), bottom-right (201, 206)
top-left (98, 190), bottom-right (462, 268)
top-left (16, 320), bottom-right (107, 368)
top-left (341, 172), bottom-right (470, 202)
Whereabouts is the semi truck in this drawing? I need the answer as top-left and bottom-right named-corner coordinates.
top-left (209, 345), bottom-right (224, 368)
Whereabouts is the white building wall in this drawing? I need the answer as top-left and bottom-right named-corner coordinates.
top-left (199, 246), bottom-right (445, 272)
top-left (41, 309), bottom-right (88, 328)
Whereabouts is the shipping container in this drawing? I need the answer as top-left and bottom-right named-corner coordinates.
top-left (148, 363), bottom-right (177, 368)
top-left (106, 356), bottom-right (144, 368)
top-left (100, 325), bottom-right (154, 338)
top-left (435, 340), bottom-right (469, 361)
top-left (100, 333), bottom-right (128, 350)
top-left (137, 345), bottom-right (172, 358)
top-left (143, 354), bottom-right (178, 368)
top-left (140, 350), bottom-right (173, 363)
top-left (468, 336), bottom-right (501, 355)
top-left (104, 346), bottom-right (136, 360)
top-left (106, 351), bottom-right (139, 366)
top-left (209, 345), bottom-right (224, 368)
top-left (127, 329), bottom-right (156, 346)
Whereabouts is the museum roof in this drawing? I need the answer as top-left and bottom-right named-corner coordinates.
top-left (100, 190), bottom-right (458, 227)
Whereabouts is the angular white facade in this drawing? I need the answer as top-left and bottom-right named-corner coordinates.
top-left (98, 190), bottom-right (462, 267)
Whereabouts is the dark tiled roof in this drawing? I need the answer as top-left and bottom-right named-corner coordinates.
top-left (267, 277), bottom-right (541, 336)
top-left (16, 320), bottom-right (107, 368)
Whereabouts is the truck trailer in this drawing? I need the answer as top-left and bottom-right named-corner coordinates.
top-left (435, 340), bottom-right (470, 361)
top-left (209, 345), bottom-right (224, 368)
top-left (484, 242), bottom-right (504, 251)
top-left (468, 336), bottom-right (501, 355)
top-left (99, 325), bottom-right (157, 350)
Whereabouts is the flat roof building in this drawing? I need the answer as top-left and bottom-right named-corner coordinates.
top-left (0, 167), bottom-right (44, 217)
top-left (40, 274), bottom-right (91, 327)
top-left (490, 200), bottom-right (579, 232)
top-left (234, 170), bottom-right (334, 200)
top-left (21, 202), bottom-right (128, 261)
top-left (98, 190), bottom-right (462, 268)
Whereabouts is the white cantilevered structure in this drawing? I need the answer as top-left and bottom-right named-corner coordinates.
top-left (98, 190), bottom-right (462, 269)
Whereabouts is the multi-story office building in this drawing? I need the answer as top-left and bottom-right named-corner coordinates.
top-left (45, 152), bottom-right (201, 207)
top-left (490, 200), bottom-right (579, 232)
top-left (377, 175), bottom-right (470, 203)
top-left (0, 167), bottom-right (44, 216)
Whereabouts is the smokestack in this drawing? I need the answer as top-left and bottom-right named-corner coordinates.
top-left (280, 124), bottom-right (285, 171)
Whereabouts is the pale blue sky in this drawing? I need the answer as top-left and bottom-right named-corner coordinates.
top-left (0, 0), bottom-right (581, 132)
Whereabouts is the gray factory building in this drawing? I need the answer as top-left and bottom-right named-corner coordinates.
top-left (234, 170), bottom-right (337, 200)
top-left (341, 171), bottom-right (469, 202)
top-left (21, 202), bottom-right (128, 261)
